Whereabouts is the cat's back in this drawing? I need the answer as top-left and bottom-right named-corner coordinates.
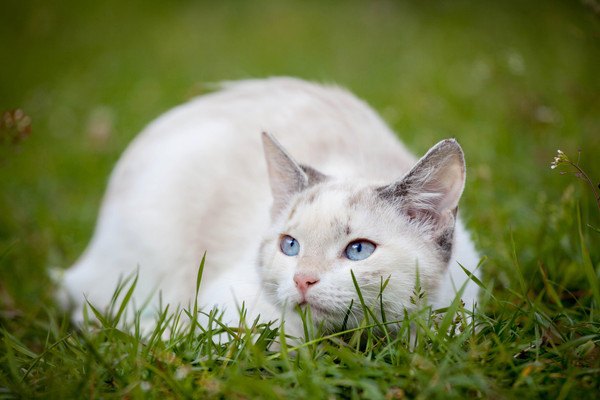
top-left (116, 77), bottom-right (416, 189)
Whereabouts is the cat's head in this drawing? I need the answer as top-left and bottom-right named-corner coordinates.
top-left (257, 132), bottom-right (466, 331)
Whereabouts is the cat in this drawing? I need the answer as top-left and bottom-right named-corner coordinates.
top-left (57, 77), bottom-right (480, 337)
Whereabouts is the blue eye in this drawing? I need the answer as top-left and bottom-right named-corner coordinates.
top-left (344, 240), bottom-right (376, 261)
top-left (280, 235), bottom-right (300, 256)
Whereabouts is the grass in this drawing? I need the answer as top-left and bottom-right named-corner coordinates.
top-left (1, 0), bottom-right (599, 398)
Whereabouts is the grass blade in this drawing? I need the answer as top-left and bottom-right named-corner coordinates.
top-left (113, 272), bottom-right (138, 325)
top-left (577, 204), bottom-right (600, 305)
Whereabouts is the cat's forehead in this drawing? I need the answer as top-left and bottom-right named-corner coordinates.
top-left (299, 181), bottom-right (367, 207)
top-left (284, 181), bottom-right (380, 229)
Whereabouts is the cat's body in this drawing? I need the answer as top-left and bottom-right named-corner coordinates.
top-left (59, 77), bottom-right (480, 336)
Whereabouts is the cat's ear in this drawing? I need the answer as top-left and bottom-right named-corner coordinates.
top-left (262, 132), bottom-right (326, 216)
top-left (377, 139), bottom-right (465, 234)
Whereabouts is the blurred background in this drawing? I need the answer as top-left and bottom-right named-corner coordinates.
top-left (0, 0), bottom-right (598, 316)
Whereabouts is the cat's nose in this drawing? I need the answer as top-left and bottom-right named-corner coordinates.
top-left (294, 273), bottom-right (320, 295)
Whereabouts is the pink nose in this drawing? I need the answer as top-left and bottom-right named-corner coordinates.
top-left (294, 274), bottom-right (320, 295)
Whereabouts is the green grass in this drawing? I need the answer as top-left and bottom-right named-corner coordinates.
top-left (1, 0), bottom-right (599, 398)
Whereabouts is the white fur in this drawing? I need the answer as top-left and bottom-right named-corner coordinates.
top-left (59, 77), bottom-right (480, 336)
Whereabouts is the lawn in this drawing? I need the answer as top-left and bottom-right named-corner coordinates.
top-left (1, 0), bottom-right (599, 398)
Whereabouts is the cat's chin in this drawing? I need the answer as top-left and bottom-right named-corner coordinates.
top-left (298, 302), bottom-right (327, 313)
top-left (294, 301), bottom-right (341, 327)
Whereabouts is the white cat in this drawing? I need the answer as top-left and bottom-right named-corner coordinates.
top-left (58, 77), bottom-right (480, 337)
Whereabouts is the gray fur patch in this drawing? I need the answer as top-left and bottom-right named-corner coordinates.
top-left (375, 180), bottom-right (411, 203)
top-left (436, 228), bottom-right (455, 263)
top-left (327, 217), bottom-right (348, 241)
top-left (347, 191), bottom-right (365, 208)
top-left (304, 189), bottom-right (319, 205)
top-left (345, 224), bottom-right (352, 236)
top-left (300, 164), bottom-right (327, 186)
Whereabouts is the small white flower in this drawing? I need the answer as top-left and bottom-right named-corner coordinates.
top-left (175, 366), bottom-right (190, 380)
top-left (550, 149), bottom-right (569, 169)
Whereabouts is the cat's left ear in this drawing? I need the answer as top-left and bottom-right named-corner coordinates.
top-left (262, 132), bottom-right (326, 217)
top-left (377, 139), bottom-right (466, 234)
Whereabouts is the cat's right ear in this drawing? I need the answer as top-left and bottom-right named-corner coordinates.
top-left (262, 132), bottom-right (326, 217)
top-left (376, 139), bottom-right (466, 235)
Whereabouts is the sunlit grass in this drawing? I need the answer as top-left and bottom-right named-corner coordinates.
top-left (2, 244), bottom-right (598, 398)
